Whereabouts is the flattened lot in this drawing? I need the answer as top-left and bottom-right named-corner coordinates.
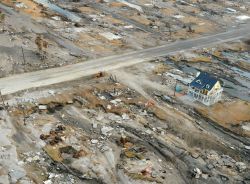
top-left (196, 100), bottom-right (250, 137)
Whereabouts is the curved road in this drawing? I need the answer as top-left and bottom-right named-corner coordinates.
top-left (0, 24), bottom-right (250, 95)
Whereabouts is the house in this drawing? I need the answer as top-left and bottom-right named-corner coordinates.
top-left (188, 72), bottom-right (223, 106)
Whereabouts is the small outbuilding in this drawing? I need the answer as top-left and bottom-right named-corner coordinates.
top-left (188, 72), bottom-right (223, 106)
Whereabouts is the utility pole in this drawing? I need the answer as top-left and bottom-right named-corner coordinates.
top-left (174, 80), bottom-right (177, 97)
top-left (21, 46), bottom-right (26, 66)
top-left (22, 106), bottom-right (26, 126)
top-left (165, 22), bottom-right (172, 40)
top-left (0, 90), bottom-right (6, 109)
top-left (19, 104), bottom-right (27, 125)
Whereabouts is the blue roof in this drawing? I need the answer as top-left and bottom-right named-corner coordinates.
top-left (190, 72), bottom-right (218, 91)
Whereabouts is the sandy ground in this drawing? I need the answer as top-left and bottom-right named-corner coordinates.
top-left (196, 100), bottom-right (250, 137)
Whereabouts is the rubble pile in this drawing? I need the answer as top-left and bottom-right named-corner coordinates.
top-left (0, 72), bottom-right (248, 183)
top-left (204, 150), bottom-right (247, 173)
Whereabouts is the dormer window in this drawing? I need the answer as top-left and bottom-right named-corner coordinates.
top-left (206, 84), bottom-right (210, 89)
top-left (196, 79), bottom-right (202, 84)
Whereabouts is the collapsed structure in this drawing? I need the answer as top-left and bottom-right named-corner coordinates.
top-left (188, 72), bottom-right (223, 106)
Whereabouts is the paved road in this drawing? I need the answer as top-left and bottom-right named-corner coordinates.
top-left (0, 24), bottom-right (250, 95)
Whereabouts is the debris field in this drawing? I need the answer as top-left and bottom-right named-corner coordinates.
top-left (0, 0), bottom-right (249, 184)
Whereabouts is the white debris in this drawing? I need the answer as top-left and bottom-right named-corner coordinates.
top-left (201, 173), bottom-right (208, 179)
top-left (32, 155), bottom-right (40, 161)
top-left (145, 129), bottom-right (152, 134)
top-left (236, 15), bottom-right (250, 21)
top-left (161, 131), bottom-right (165, 135)
top-left (92, 122), bottom-right (98, 129)
top-left (67, 100), bottom-right (73, 104)
top-left (108, 113), bottom-right (122, 122)
top-left (70, 178), bottom-right (75, 183)
top-left (49, 173), bottom-right (56, 179)
top-left (245, 145), bottom-right (250, 150)
top-left (18, 161), bottom-right (24, 166)
top-left (91, 139), bottom-right (99, 144)
top-left (89, 14), bottom-right (99, 20)
top-left (242, 123), bottom-right (250, 131)
top-left (99, 32), bottom-right (122, 41)
top-left (96, 115), bottom-right (104, 121)
top-left (140, 110), bottom-right (148, 116)
top-left (240, 6), bottom-right (246, 10)
top-left (101, 126), bottom-right (114, 136)
top-left (100, 96), bottom-right (106, 100)
top-left (122, 113), bottom-right (130, 120)
top-left (38, 105), bottom-right (47, 110)
top-left (107, 105), bottom-right (112, 110)
top-left (110, 99), bottom-right (122, 105)
top-left (124, 25), bottom-right (134, 29)
top-left (110, 90), bottom-right (122, 97)
top-left (51, 16), bottom-right (61, 21)
top-left (225, 8), bottom-right (236, 13)
top-left (117, 0), bottom-right (143, 12)
top-left (26, 157), bottom-right (33, 163)
top-left (235, 162), bottom-right (246, 172)
top-left (48, 90), bottom-right (55, 95)
top-left (164, 72), bottom-right (194, 85)
top-left (15, 2), bottom-right (28, 9)
top-left (60, 27), bottom-right (87, 34)
top-left (44, 180), bottom-right (52, 184)
top-left (173, 15), bottom-right (184, 19)
top-left (193, 168), bottom-right (202, 179)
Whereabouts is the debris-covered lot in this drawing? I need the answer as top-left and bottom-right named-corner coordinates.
top-left (0, 0), bottom-right (250, 184)
top-left (0, 0), bottom-right (250, 76)
top-left (1, 53), bottom-right (250, 183)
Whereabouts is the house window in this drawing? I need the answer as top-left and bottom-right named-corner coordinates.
top-left (196, 79), bottom-right (202, 84)
top-left (206, 84), bottom-right (210, 89)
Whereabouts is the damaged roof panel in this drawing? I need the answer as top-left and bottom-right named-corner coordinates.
top-left (190, 72), bottom-right (218, 91)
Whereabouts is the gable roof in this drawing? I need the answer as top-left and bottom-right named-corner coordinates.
top-left (190, 72), bottom-right (218, 91)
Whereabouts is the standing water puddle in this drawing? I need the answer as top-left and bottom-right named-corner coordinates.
top-left (34, 0), bottom-right (81, 22)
